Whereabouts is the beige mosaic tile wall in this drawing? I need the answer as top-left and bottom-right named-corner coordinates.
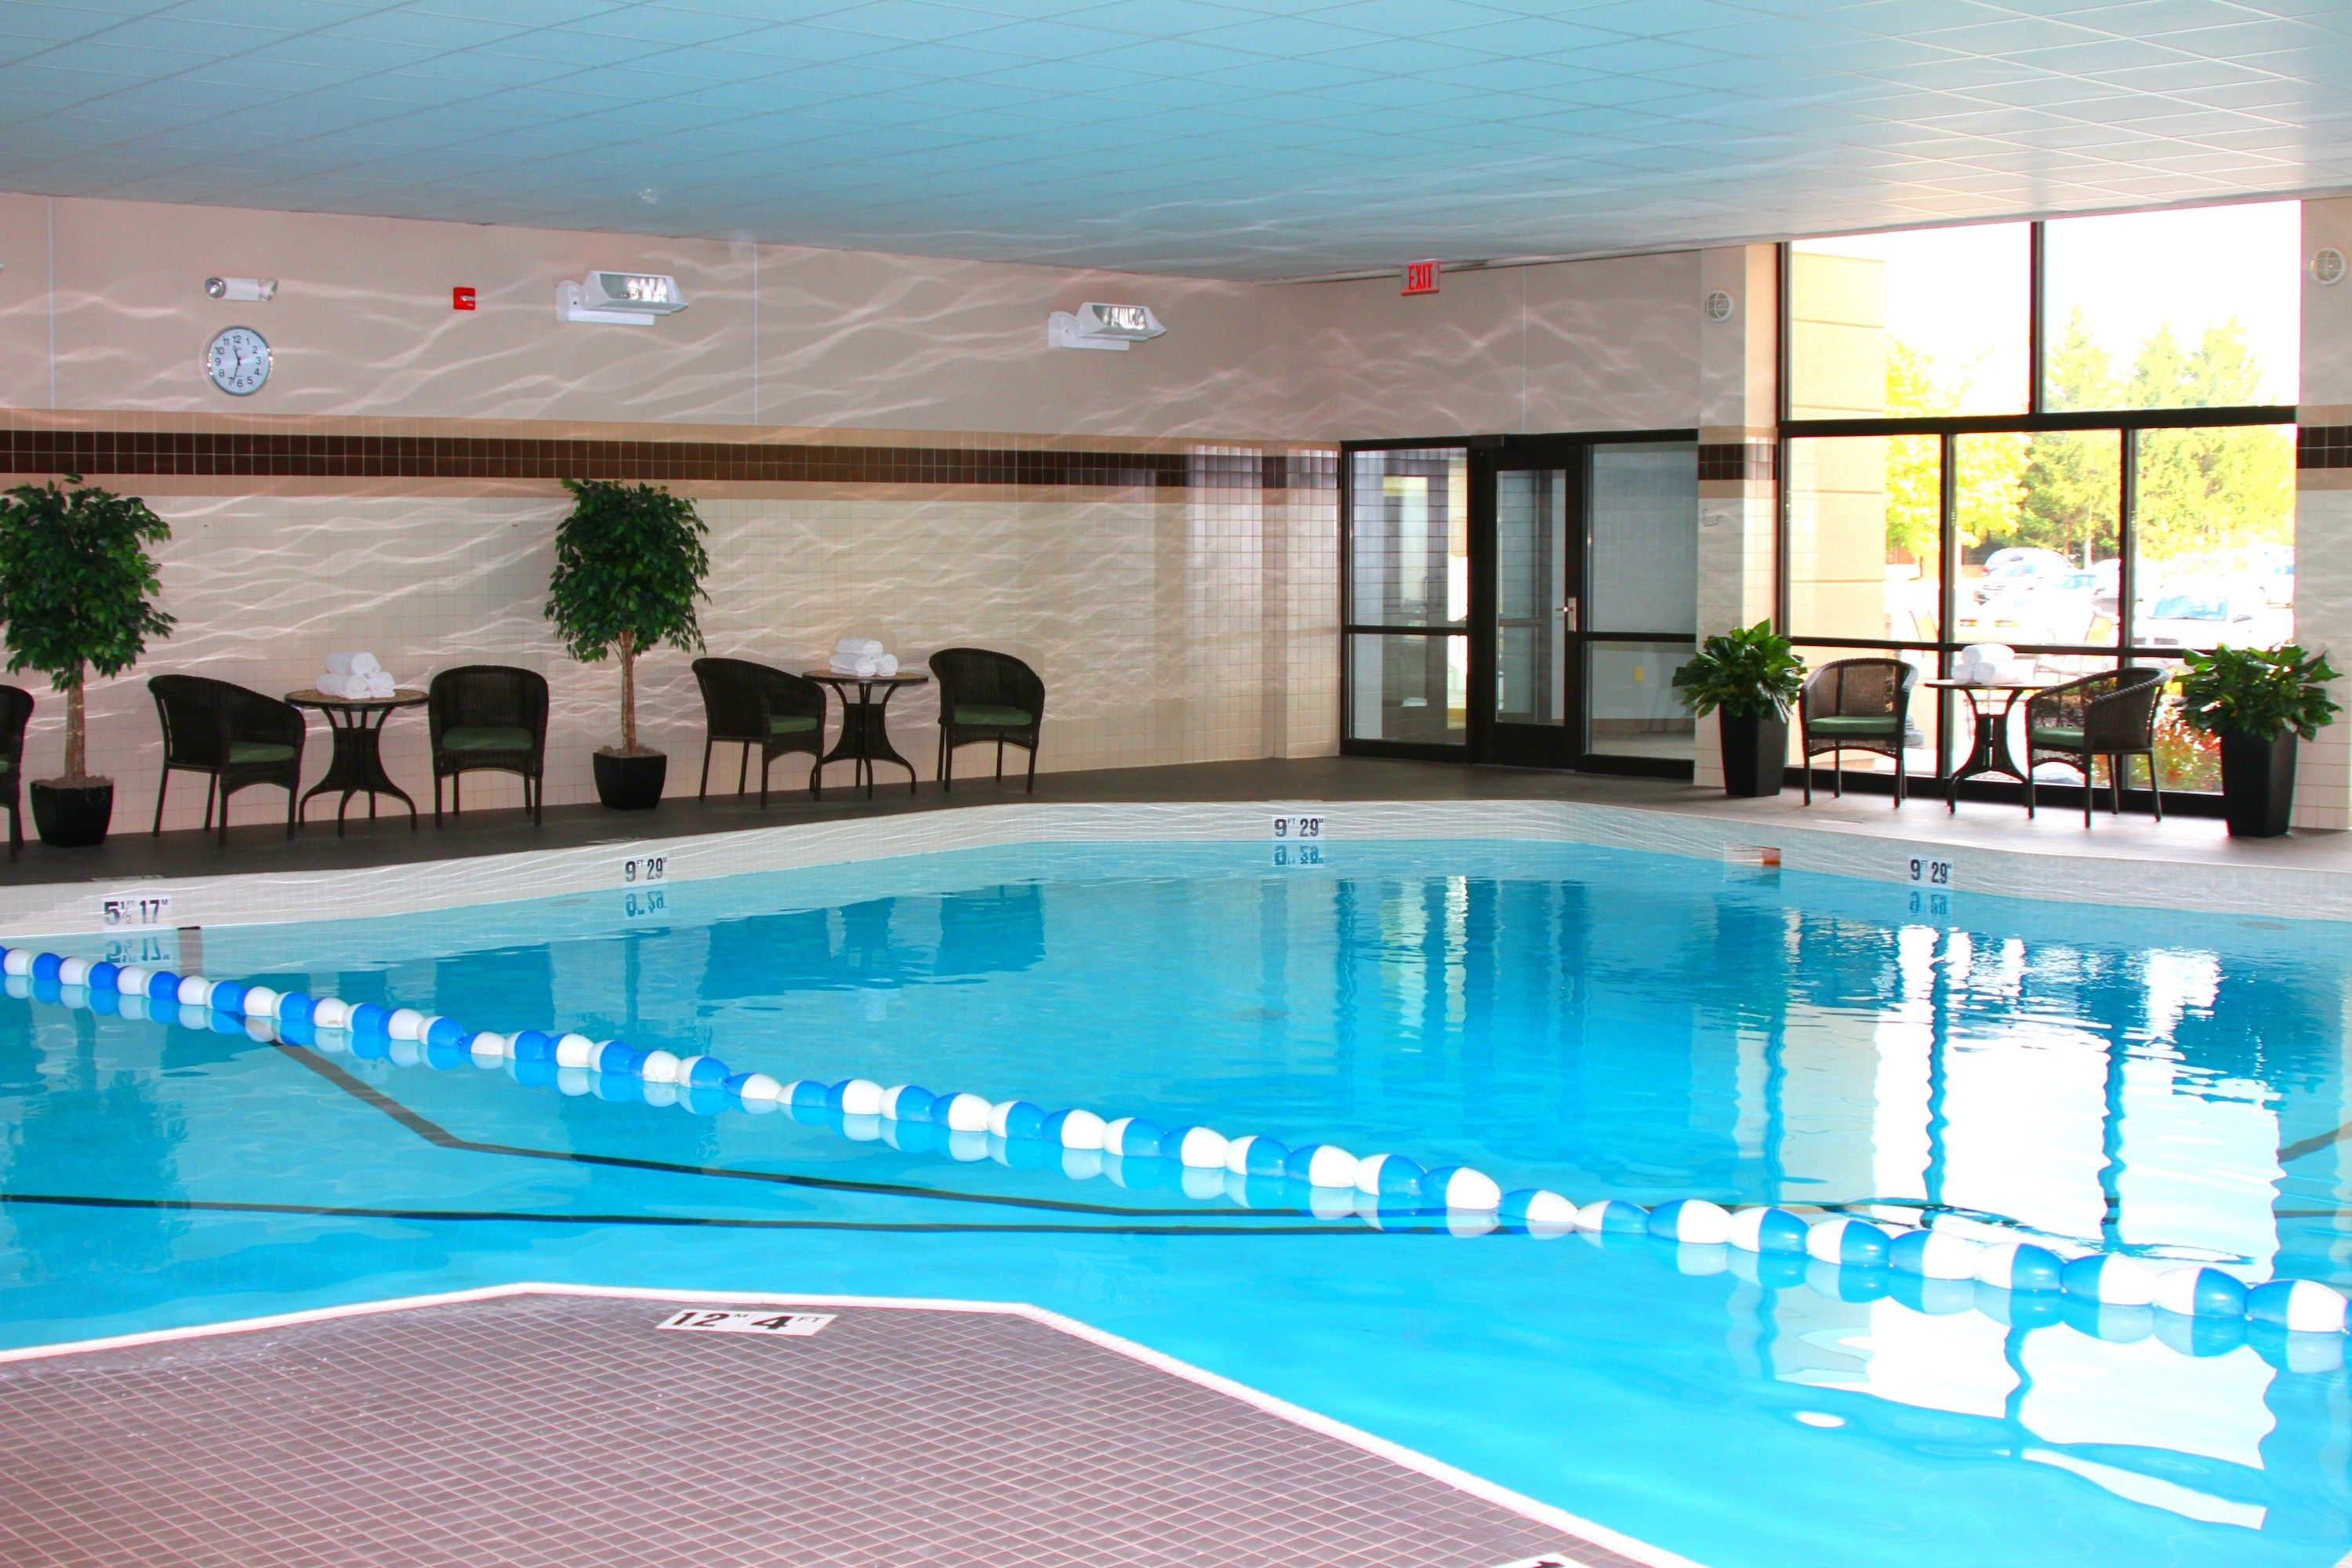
top-left (38, 466), bottom-right (1338, 829)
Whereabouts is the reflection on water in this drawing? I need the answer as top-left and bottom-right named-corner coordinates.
top-left (2, 843), bottom-right (2348, 1563)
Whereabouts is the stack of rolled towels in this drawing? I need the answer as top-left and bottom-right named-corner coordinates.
top-left (828, 637), bottom-right (900, 679)
top-left (1951, 644), bottom-right (2017, 685)
top-left (318, 651), bottom-right (396, 700)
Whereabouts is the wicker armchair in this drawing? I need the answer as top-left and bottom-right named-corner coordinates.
top-left (150, 674), bottom-right (306, 844)
top-left (0, 685), bottom-right (31, 853)
top-left (692, 657), bottom-right (828, 805)
top-left (931, 648), bottom-right (1045, 793)
top-left (428, 666), bottom-right (548, 826)
top-left (2024, 666), bottom-right (2167, 826)
top-left (1799, 658), bottom-right (1918, 807)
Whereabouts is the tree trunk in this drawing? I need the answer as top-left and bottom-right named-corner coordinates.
top-left (64, 664), bottom-right (85, 782)
top-left (618, 631), bottom-right (637, 754)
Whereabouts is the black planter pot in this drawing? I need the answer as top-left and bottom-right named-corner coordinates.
top-left (593, 749), bottom-right (668, 811)
top-left (2218, 730), bottom-right (2297, 837)
top-left (31, 778), bottom-right (114, 848)
top-left (1717, 710), bottom-right (1788, 798)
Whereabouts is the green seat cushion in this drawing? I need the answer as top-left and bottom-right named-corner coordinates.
top-left (768, 714), bottom-right (818, 736)
top-left (442, 725), bottom-right (535, 753)
top-left (1809, 715), bottom-right (1900, 737)
top-left (954, 703), bottom-right (1033, 728)
top-left (0, 758), bottom-right (13, 774)
top-left (227, 741), bottom-right (296, 765)
top-left (2031, 724), bottom-right (2086, 749)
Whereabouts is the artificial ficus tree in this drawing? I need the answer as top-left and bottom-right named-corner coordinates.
top-left (544, 478), bottom-right (710, 755)
top-left (0, 477), bottom-right (175, 782)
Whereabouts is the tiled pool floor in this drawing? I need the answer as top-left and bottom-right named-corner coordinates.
top-left (0, 1287), bottom-right (1628, 1568)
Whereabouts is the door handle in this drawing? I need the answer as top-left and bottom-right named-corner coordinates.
top-left (1559, 597), bottom-right (1579, 631)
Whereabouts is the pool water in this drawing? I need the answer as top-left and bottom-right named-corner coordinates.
top-left (3, 840), bottom-right (2349, 1567)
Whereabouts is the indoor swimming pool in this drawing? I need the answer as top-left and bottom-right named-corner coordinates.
top-left (2, 839), bottom-right (2347, 1568)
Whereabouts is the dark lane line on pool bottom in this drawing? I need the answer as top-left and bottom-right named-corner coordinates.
top-left (273, 1043), bottom-right (1362, 1224)
top-left (0, 1191), bottom-right (1428, 1237)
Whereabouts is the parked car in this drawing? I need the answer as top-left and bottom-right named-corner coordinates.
top-left (2135, 590), bottom-right (2275, 650)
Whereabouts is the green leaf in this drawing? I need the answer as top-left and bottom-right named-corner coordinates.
top-left (1671, 621), bottom-right (1807, 719)
top-left (544, 479), bottom-right (711, 663)
top-left (0, 477), bottom-right (175, 685)
top-left (2175, 643), bottom-right (2341, 742)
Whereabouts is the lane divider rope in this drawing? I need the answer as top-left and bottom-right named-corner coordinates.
top-left (9, 945), bottom-right (2346, 1348)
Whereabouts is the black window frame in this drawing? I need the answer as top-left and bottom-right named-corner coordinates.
top-left (1340, 430), bottom-right (1702, 765)
top-left (1776, 214), bottom-right (2299, 796)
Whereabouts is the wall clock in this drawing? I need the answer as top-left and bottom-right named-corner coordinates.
top-left (205, 325), bottom-right (270, 396)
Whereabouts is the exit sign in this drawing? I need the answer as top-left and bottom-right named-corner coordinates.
top-left (1402, 260), bottom-right (1440, 296)
top-left (452, 286), bottom-right (477, 311)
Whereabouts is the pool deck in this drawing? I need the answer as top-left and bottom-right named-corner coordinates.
top-left (0, 1285), bottom-right (1642, 1568)
top-left (1, 756), bottom-right (2347, 933)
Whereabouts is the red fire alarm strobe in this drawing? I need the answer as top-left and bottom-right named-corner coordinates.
top-left (452, 286), bottom-right (477, 311)
top-left (1402, 260), bottom-right (1440, 296)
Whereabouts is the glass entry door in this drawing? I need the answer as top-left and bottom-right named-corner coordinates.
top-left (1475, 456), bottom-right (1579, 766)
top-left (1468, 439), bottom-right (1699, 774)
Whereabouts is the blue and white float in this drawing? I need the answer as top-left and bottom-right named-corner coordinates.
top-left (1726, 1206), bottom-right (1811, 1254)
top-left (0, 949), bottom-right (29, 977)
top-left (311, 997), bottom-right (352, 1030)
top-left (936, 1091), bottom-right (993, 1133)
top-left (1042, 1108), bottom-right (1107, 1150)
top-left (1888, 1229), bottom-right (1984, 1279)
top-left (1288, 1144), bottom-right (1359, 1189)
top-left (989, 1098), bottom-right (1047, 1141)
top-left (1973, 1240), bottom-right (2067, 1294)
top-left (1579, 1198), bottom-right (1650, 1234)
top-left (1224, 1134), bottom-right (1288, 1178)
top-left (1806, 1217), bottom-right (1890, 1268)
top-left (880, 1083), bottom-right (935, 1121)
top-left (1102, 1116), bottom-right (1163, 1159)
top-left (1424, 1165), bottom-right (1503, 1212)
top-left (58, 956), bottom-right (91, 987)
top-left (176, 975), bottom-right (212, 1008)
top-left (241, 985), bottom-right (279, 1020)
top-left (831, 1078), bottom-right (885, 1116)
top-left (733, 1072), bottom-right (785, 1105)
top-left (1170, 1126), bottom-right (1230, 1169)
top-left (2153, 1265), bottom-right (2250, 1319)
top-left (1501, 1189), bottom-right (1579, 1235)
top-left (2249, 1279), bottom-right (2350, 1334)
top-left (635, 1048), bottom-right (681, 1083)
top-left (1352, 1152), bottom-right (1423, 1198)
top-left (2061, 1254), bottom-right (2159, 1307)
top-left (1646, 1198), bottom-right (1732, 1244)
top-left (554, 1033), bottom-right (596, 1068)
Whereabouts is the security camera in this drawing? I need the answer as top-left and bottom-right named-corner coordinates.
top-left (206, 276), bottom-right (277, 302)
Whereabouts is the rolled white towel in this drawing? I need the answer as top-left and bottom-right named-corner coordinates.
top-left (835, 636), bottom-right (884, 659)
top-left (361, 670), bottom-right (395, 699)
top-left (315, 672), bottom-right (352, 698)
top-left (873, 653), bottom-right (899, 677)
top-left (325, 651), bottom-right (380, 677)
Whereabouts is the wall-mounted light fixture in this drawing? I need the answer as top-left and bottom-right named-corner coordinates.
top-left (206, 276), bottom-right (277, 302)
top-left (1048, 301), bottom-right (1165, 351)
top-left (557, 270), bottom-right (689, 325)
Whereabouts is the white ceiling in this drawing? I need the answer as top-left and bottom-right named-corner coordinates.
top-left (2, 1), bottom-right (2348, 280)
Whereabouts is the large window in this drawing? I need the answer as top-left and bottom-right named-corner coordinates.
top-left (1781, 201), bottom-right (2299, 793)
top-left (1346, 447), bottom-right (1468, 746)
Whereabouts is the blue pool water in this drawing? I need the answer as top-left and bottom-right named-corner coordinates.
top-left (3, 839), bottom-right (2350, 1566)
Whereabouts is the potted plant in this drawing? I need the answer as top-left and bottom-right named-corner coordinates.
top-left (0, 477), bottom-right (175, 848)
top-left (1673, 620), bottom-right (1806, 797)
top-left (546, 478), bottom-right (710, 810)
top-left (2176, 644), bottom-right (2340, 837)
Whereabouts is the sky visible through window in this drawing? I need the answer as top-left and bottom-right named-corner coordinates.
top-left (1795, 201), bottom-right (2299, 411)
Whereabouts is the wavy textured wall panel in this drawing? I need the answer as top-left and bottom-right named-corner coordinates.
top-left (33, 473), bottom-right (1337, 831)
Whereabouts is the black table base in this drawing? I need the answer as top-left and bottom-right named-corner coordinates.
top-left (815, 682), bottom-right (920, 798)
top-left (300, 704), bottom-right (419, 833)
top-left (1945, 688), bottom-right (2032, 811)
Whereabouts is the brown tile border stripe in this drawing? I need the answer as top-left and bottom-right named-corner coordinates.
top-left (2299, 425), bottom-right (2352, 470)
top-left (0, 430), bottom-right (1338, 489)
top-left (1695, 441), bottom-right (1775, 483)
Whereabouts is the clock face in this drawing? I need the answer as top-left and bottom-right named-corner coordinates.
top-left (205, 326), bottom-right (270, 396)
